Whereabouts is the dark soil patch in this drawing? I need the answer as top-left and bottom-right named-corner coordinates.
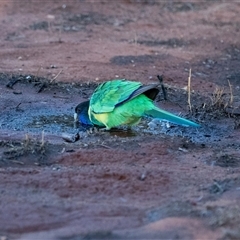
top-left (137, 38), bottom-right (187, 48)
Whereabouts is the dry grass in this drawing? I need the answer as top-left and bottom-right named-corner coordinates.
top-left (172, 75), bottom-right (239, 123)
top-left (210, 87), bottom-right (227, 108)
top-left (187, 68), bottom-right (192, 112)
top-left (209, 81), bottom-right (234, 111)
top-left (184, 67), bottom-right (234, 119)
top-left (3, 133), bottom-right (46, 162)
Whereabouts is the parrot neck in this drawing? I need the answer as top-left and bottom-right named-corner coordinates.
top-left (79, 111), bottom-right (92, 125)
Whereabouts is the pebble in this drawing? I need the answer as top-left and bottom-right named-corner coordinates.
top-left (62, 132), bottom-right (79, 142)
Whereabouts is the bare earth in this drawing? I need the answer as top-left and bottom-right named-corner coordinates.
top-left (0, 1), bottom-right (240, 239)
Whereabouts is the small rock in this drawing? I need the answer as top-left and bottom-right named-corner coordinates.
top-left (13, 91), bottom-right (22, 95)
top-left (62, 132), bottom-right (79, 142)
top-left (178, 147), bottom-right (188, 153)
top-left (148, 121), bottom-right (157, 130)
top-left (139, 172), bottom-right (147, 181)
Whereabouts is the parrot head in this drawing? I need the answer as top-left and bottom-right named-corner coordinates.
top-left (74, 101), bottom-right (93, 126)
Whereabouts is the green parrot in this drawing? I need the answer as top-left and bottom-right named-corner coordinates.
top-left (74, 79), bottom-right (200, 129)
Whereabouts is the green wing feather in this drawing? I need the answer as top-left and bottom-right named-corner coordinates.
top-left (90, 79), bottom-right (141, 113)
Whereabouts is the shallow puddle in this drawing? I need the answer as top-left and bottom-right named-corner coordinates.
top-left (0, 74), bottom-right (238, 146)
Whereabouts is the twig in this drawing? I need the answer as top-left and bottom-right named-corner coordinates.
top-left (16, 102), bottom-right (22, 110)
top-left (50, 69), bottom-right (63, 83)
top-left (41, 130), bottom-right (45, 148)
top-left (37, 68), bottom-right (63, 93)
top-left (24, 134), bottom-right (30, 148)
top-left (9, 160), bottom-right (24, 165)
top-left (213, 180), bottom-right (223, 194)
top-left (134, 31), bottom-right (138, 45)
top-left (35, 66), bottom-right (42, 82)
top-left (58, 26), bottom-right (63, 43)
top-left (187, 68), bottom-right (192, 112)
top-left (48, 20), bottom-right (53, 35)
top-left (228, 80), bottom-right (233, 106)
top-left (98, 144), bottom-right (112, 149)
top-left (157, 75), bottom-right (167, 100)
top-left (38, 69), bottom-right (62, 93)
top-left (6, 77), bottom-right (21, 89)
top-left (37, 82), bottom-right (47, 93)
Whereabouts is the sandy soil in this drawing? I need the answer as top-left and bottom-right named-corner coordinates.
top-left (0, 1), bottom-right (240, 239)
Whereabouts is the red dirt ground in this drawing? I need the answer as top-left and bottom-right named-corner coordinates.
top-left (0, 1), bottom-right (240, 239)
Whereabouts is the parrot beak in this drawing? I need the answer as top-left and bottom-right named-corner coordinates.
top-left (74, 112), bottom-right (78, 122)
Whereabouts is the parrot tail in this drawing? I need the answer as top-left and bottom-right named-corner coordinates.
top-left (145, 107), bottom-right (200, 127)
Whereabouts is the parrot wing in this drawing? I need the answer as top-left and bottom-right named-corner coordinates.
top-left (90, 79), bottom-right (142, 113)
top-left (125, 83), bottom-right (159, 102)
top-left (90, 79), bottom-right (160, 114)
